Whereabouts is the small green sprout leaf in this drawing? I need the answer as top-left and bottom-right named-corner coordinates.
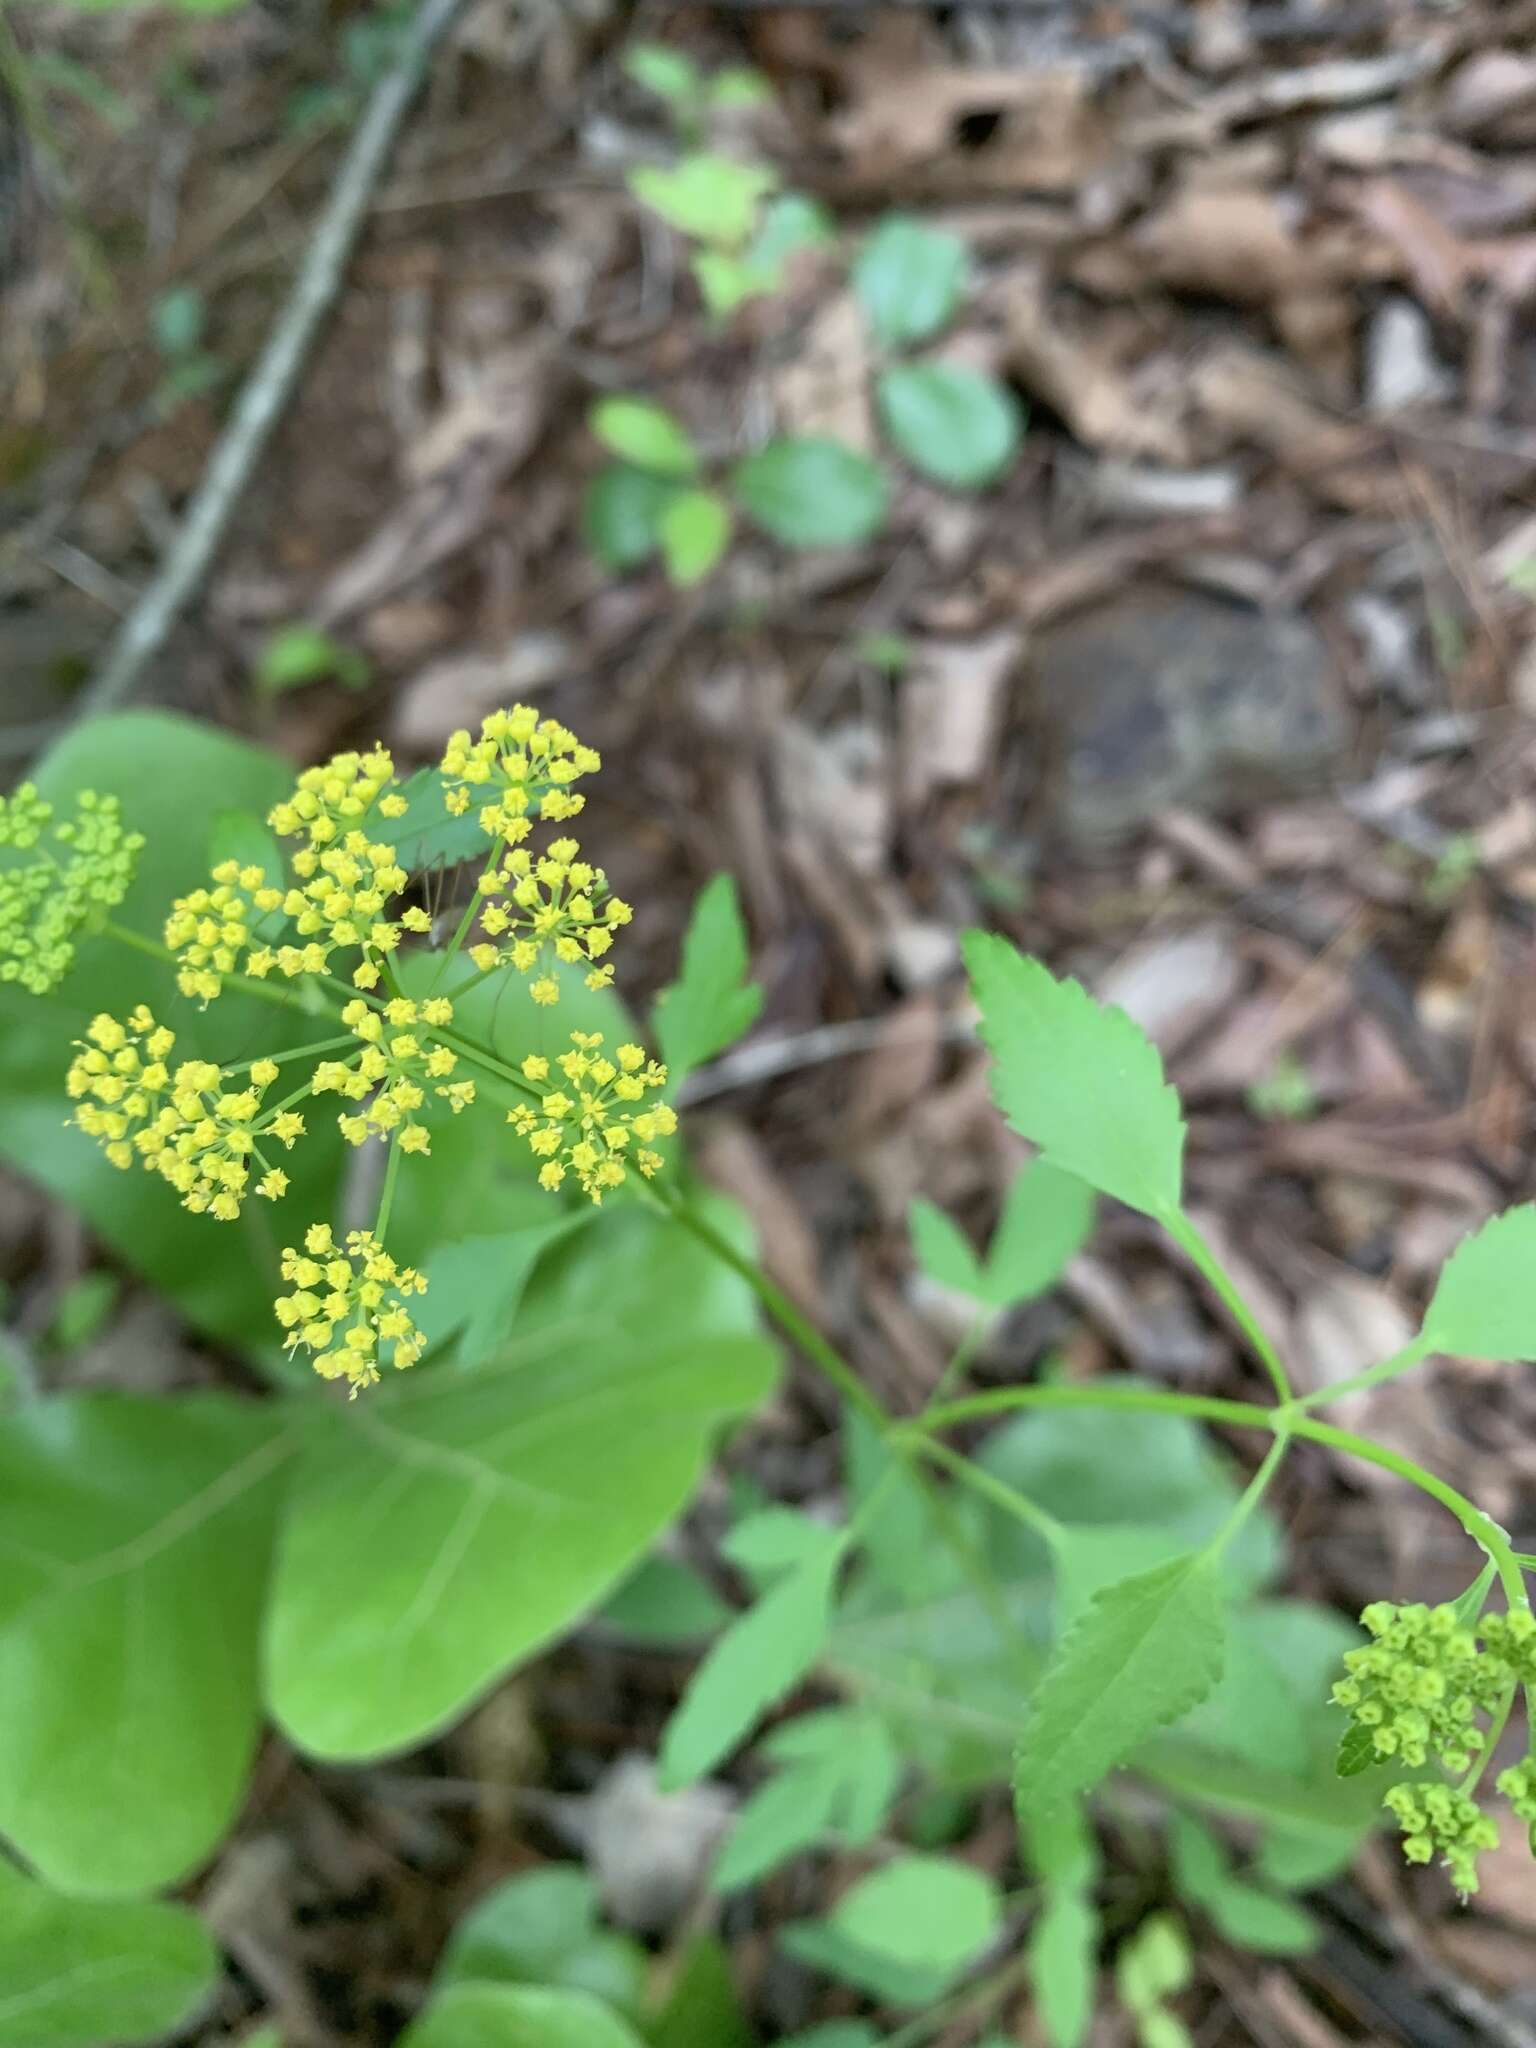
top-left (583, 465), bottom-right (681, 570)
top-left (877, 363), bottom-right (1022, 490)
top-left (624, 44), bottom-right (704, 110)
top-left (964, 936), bottom-right (1186, 1218)
top-left (1422, 1203), bottom-right (1536, 1361)
top-left (255, 623), bottom-right (369, 696)
top-left (654, 872), bottom-right (762, 1083)
top-left (660, 488), bottom-right (732, 585)
top-left (830, 1855), bottom-right (1001, 1980)
top-left (1334, 1719), bottom-right (1377, 1779)
top-left (1015, 1553), bottom-right (1225, 1816)
top-left (590, 398), bottom-right (699, 479)
top-left (733, 437), bottom-right (888, 548)
top-left (630, 154), bottom-right (778, 248)
top-left (854, 215), bottom-right (968, 349)
top-left (911, 1161), bottom-right (1093, 1311)
top-left (709, 66), bottom-right (773, 109)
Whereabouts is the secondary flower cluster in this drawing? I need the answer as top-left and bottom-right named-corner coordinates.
top-left (55, 705), bottom-right (680, 1391)
top-left (66, 1007), bottom-right (304, 1219)
top-left (1335, 1599), bottom-right (1536, 1894)
top-left (1, 786), bottom-right (143, 994)
top-left (510, 1031), bottom-right (676, 1202)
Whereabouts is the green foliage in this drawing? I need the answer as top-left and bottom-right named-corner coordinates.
top-left (1168, 1814), bottom-right (1317, 1955)
top-left (713, 1707), bottom-right (900, 1889)
top-left (877, 364), bottom-right (1022, 490)
top-left (646, 1935), bottom-right (754, 2048)
top-left (630, 156), bottom-right (778, 249)
top-left (584, 466), bottom-right (683, 571)
top-left (437, 1868), bottom-right (645, 2015)
top-left (783, 1855), bottom-right (1001, 2007)
top-left (1025, 1805), bottom-right (1101, 2048)
top-left (254, 622), bottom-right (370, 696)
top-left (910, 1159), bottom-right (1094, 1310)
top-left (964, 935), bottom-right (1186, 1218)
top-left (654, 873), bottom-right (761, 1084)
top-left (1422, 1203), bottom-right (1536, 1360)
top-left (591, 399), bottom-right (700, 479)
top-left (661, 489), bottom-right (732, 585)
top-left (0, 1862), bottom-right (218, 2048)
top-left (854, 216), bottom-right (967, 349)
top-left (401, 1984), bottom-right (647, 2048)
top-left (0, 1393), bottom-right (284, 1894)
top-left (1015, 1553), bottom-right (1226, 1818)
top-left (734, 437), bottom-right (888, 549)
top-left (658, 1532), bottom-right (842, 1788)
top-left (1115, 1914), bottom-right (1193, 2048)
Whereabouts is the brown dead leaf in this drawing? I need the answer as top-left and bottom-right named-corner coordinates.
top-left (390, 632), bottom-right (572, 750)
top-left (313, 340), bottom-right (552, 627)
top-left (773, 292), bottom-right (874, 453)
top-left (1442, 50), bottom-right (1536, 142)
top-left (1344, 176), bottom-right (1472, 313)
top-left (899, 630), bottom-right (1019, 810)
top-left (1004, 273), bottom-right (1190, 464)
top-left (1097, 926), bottom-right (1244, 1059)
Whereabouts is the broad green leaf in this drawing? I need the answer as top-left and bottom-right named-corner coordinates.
top-left (1014, 1554), bottom-right (1225, 1815)
top-left (733, 438), bottom-right (888, 549)
top-left (1422, 1205), bottom-right (1536, 1360)
top-left (583, 465), bottom-right (680, 570)
top-left (1180, 1601), bottom-right (1356, 1780)
top-left (255, 622), bottom-right (368, 694)
top-left (437, 1868), bottom-right (645, 2015)
top-left (418, 1217), bottom-right (589, 1365)
top-left (831, 1855), bottom-right (1001, 1979)
top-left (854, 216), bottom-right (967, 348)
top-left (751, 194), bottom-right (835, 269)
top-left (590, 399), bottom-right (699, 480)
top-left (629, 155), bottom-right (778, 248)
top-left (268, 1331), bottom-right (776, 1758)
top-left (0, 1392), bottom-right (288, 1894)
top-left (661, 489), bottom-right (732, 586)
top-left (877, 364), bottom-right (1022, 490)
top-left (1027, 1888), bottom-right (1099, 2048)
top-left (909, 1198), bottom-right (985, 1300)
top-left (0, 712), bottom-right (346, 1356)
top-left (0, 1863), bottom-right (218, 2048)
top-left (647, 1935), bottom-right (753, 2048)
top-left (401, 1984), bottom-right (646, 2048)
top-left (624, 43), bottom-right (702, 108)
top-left (658, 1536), bottom-right (842, 1788)
top-left (653, 873), bottom-right (762, 1083)
top-left (964, 935), bottom-right (1186, 1217)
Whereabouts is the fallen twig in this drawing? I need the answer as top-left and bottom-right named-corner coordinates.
top-left (76, 0), bottom-right (469, 724)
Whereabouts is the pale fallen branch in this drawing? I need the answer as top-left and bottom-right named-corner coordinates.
top-left (77, 0), bottom-right (468, 722)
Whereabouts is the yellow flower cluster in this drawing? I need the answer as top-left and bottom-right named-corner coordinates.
top-left (66, 1008), bottom-right (304, 1219)
top-left (509, 1030), bottom-right (676, 1202)
top-left (274, 1222), bottom-right (426, 1394)
top-left (313, 997), bottom-right (474, 1154)
top-left (1, 786), bottom-right (144, 994)
top-left (165, 861), bottom-right (284, 1004)
top-left (468, 837), bottom-right (633, 1004)
top-left (264, 747), bottom-right (413, 993)
top-left (441, 707), bottom-right (600, 837)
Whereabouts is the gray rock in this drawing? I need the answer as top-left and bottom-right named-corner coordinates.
top-left (1034, 586), bottom-right (1346, 846)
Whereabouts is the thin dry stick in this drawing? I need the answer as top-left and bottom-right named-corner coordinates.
top-left (77, 0), bottom-right (469, 721)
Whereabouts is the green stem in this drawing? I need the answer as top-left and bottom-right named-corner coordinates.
top-left (922, 1383), bottom-right (1280, 1437)
top-left (1461, 1679), bottom-right (1519, 1799)
top-left (1285, 1414), bottom-right (1530, 1611)
top-left (431, 851), bottom-right (501, 989)
top-left (903, 1428), bottom-right (1066, 1548)
top-left (1206, 1432), bottom-right (1289, 1560)
top-left (1163, 1208), bottom-right (1292, 1404)
top-left (1293, 1334), bottom-right (1433, 1413)
top-left (223, 1034), bottom-right (355, 1076)
top-left (374, 1136), bottom-right (404, 1242)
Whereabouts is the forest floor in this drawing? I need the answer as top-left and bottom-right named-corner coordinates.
top-left (7, 0), bottom-right (1536, 2040)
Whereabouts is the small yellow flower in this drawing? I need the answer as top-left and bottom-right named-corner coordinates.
top-left (439, 707), bottom-right (601, 847)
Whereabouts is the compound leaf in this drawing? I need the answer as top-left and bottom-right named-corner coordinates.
top-left (1423, 1204), bottom-right (1536, 1361)
top-left (733, 438), bottom-right (888, 549)
top-left (853, 216), bottom-right (967, 348)
top-left (654, 873), bottom-right (761, 1083)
